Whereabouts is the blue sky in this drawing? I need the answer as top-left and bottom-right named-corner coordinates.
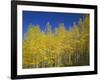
top-left (23, 11), bottom-right (86, 37)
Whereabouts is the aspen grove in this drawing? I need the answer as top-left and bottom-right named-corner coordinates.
top-left (23, 15), bottom-right (89, 68)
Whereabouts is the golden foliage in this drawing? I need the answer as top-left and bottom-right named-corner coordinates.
top-left (23, 15), bottom-right (90, 68)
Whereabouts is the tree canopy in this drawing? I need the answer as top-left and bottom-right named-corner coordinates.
top-left (23, 15), bottom-right (89, 68)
